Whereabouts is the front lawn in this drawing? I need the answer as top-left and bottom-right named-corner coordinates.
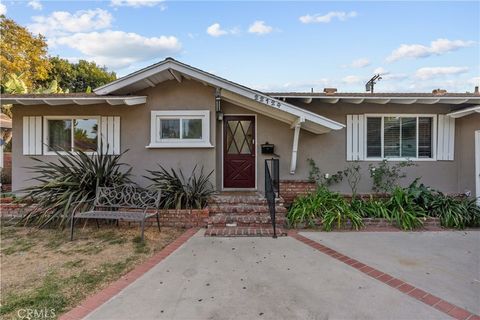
top-left (0, 223), bottom-right (184, 319)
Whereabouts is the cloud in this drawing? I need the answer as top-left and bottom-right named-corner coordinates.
top-left (248, 21), bottom-right (273, 35)
top-left (54, 30), bottom-right (182, 69)
top-left (299, 11), bottom-right (357, 24)
top-left (414, 66), bottom-right (469, 80)
top-left (207, 23), bottom-right (227, 37)
top-left (28, 9), bottom-right (113, 37)
top-left (28, 0), bottom-right (42, 10)
top-left (110, 0), bottom-right (166, 9)
top-left (386, 38), bottom-right (475, 62)
top-left (342, 75), bottom-right (362, 85)
top-left (350, 58), bottom-right (370, 68)
top-left (0, 3), bottom-right (7, 15)
top-left (206, 23), bottom-right (239, 37)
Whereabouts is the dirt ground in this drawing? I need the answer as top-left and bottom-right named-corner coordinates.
top-left (0, 222), bottom-right (184, 319)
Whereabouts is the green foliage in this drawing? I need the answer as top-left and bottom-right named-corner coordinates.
top-left (2, 73), bottom-right (28, 94)
top-left (386, 187), bottom-right (425, 230)
top-left (351, 198), bottom-right (390, 219)
top-left (144, 165), bottom-right (214, 209)
top-left (287, 187), bottom-right (363, 231)
top-left (37, 57), bottom-right (117, 93)
top-left (342, 162), bottom-right (362, 197)
top-left (0, 16), bottom-right (51, 88)
top-left (18, 148), bottom-right (131, 228)
top-left (369, 160), bottom-right (415, 193)
top-left (306, 158), bottom-right (345, 187)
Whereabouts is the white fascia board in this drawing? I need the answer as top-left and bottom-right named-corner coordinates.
top-left (270, 95), bottom-right (480, 105)
top-left (95, 60), bottom-right (344, 131)
top-left (447, 105), bottom-right (480, 118)
top-left (1, 97), bottom-right (146, 106)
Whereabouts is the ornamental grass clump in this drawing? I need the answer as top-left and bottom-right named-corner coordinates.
top-left (144, 165), bottom-right (214, 209)
top-left (287, 187), bottom-right (363, 231)
top-left (19, 148), bottom-right (132, 228)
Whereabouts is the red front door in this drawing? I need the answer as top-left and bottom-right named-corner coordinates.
top-left (223, 116), bottom-right (256, 188)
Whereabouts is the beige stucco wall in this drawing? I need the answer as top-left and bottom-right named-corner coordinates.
top-left (11, 78), bottom-right (478, 195)
top-left (12, 79), bottom-right (217, 192)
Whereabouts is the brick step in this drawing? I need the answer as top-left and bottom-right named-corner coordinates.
top-left (204, 227), bottom-right (287, 237)
top-left (209, 196), bottom-right (284, 206)
top-left (206, 214), bottom-right (286, 228)
top-left (208, 205), bottom-right (287, 215)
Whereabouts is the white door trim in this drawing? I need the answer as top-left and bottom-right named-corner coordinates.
top-left (221, 114), bottom-right (258, 191)
top-left (475, 130), bottom-right (480, 205)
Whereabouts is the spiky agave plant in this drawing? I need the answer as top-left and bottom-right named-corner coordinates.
top-left (144, 165), bottom-right (214, 209)
top-left (18, 148), bottom-right (131, 228)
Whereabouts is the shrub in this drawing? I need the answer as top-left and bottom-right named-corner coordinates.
top-left (369, 160), bottom-right (415, 193)
top-left (386, 187), bottom-right (425, 230)
top-left (144, 165), bottom-right (214, 209)
top-left (350, 197), bottom-right (390, 220)
top-left (287, 187), bottom-right (363, 231)
top-left (306, 158), bottom-right (343, 187)
top-left (19, 148), bottom-right (131, 228)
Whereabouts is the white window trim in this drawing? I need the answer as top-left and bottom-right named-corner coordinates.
top-left (364, 114), bottom-right (437, 162)
top-left (43, 116), bottom-right (101, 155)
top-left (147, 110), bottom-right (212, 148)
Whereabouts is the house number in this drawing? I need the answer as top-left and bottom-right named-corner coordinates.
top-left (254, 94), bottom-right (282, 108)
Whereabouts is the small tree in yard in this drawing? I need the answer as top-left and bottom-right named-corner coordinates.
top-left (19, 148), bottom-right (131, 228)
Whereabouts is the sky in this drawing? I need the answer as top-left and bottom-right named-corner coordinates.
top-left (2, 0), bottom-right (479, 93)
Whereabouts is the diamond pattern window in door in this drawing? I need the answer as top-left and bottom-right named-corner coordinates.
top-left (227, 120), bottom-right (253, 155)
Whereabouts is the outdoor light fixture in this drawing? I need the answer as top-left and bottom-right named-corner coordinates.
top-left (215, 88), bottom-right (223, 121)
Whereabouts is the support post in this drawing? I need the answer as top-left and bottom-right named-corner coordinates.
top-left (290, 117), bottom-right (305, 174)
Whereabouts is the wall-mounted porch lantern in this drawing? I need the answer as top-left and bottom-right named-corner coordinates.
top-left (215, 88), bottom-right (223, 121)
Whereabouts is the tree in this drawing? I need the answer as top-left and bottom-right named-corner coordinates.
top-left (38, 57), bottom-right (117, 93)
top-left (0, 16), bottom-right (51, 88)
top-left (72, 60), bottom-right (116, 92)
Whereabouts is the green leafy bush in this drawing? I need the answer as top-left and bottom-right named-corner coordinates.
top-left (386, 187), bottom-right (425, 230)
top-left (350, 198), bottom-right (390, 219)
top-left (287, 187), bottom-right (363, 231)
top-left (19, 148), bottom-right (131, 228)
top-left (369, 160), bottom-right (415, 193)
top-left (144, 165), bottom-right (214, 209)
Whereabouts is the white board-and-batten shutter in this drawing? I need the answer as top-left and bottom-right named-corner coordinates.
top-left (346, 115), bottom-right (365, 161)
top-left (23, 116), bottom-right (42, 155)
top-left (100, 116), bottom-right (121, 155)
top-left (437, 115), bottom-right (455, 160)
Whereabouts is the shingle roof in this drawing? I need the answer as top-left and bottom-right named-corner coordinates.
top-left (267, 92), bottom-right (479, 98)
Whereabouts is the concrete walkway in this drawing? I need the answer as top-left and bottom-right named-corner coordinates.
top-left (86, 230), bottom-right (455, 320)
top-left (301, 230), bottom-right (480, 315)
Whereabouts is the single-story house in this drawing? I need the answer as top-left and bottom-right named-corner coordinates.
top-left (2, 58), bottom-right (480, 201)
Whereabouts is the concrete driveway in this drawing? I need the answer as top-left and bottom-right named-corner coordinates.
top-left (300, 230), bottom-right (480, 315)
top-left (82, 229), bottom-right (480, 320)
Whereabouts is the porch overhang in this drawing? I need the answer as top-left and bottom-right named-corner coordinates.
top-left (447, 105), bottom-right (480, 118)
top-left (0, 96), bottom-right (147, 106)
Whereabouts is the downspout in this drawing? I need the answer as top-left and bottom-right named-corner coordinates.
top-left (290, 117), bottom-right (305, 174)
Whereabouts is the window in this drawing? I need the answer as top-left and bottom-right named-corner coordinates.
top-left (44, 117), bottom-right (99, 154)
top-left (148, 110), bottom-right (211, 148)
top-left (366, 115), bottom-right (435, 160)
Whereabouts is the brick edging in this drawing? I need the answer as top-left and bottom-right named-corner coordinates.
top-left (289, 231), bottom-right (479, 320)
top-left (60, 228), bottom-right (199, 320)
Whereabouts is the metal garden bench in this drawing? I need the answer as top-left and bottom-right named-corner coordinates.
top-left (70, 185), bottom-right (161, 241)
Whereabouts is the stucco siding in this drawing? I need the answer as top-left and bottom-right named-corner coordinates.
top-left (12, 79), bottom-right (217, 192)
top-left (11, 79), bottom-right (476, 195)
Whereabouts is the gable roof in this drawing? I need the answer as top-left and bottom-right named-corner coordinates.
top-left (1, 93), bottom-right (146, 106)
top-left (94, 58), bottom-right (344, 134)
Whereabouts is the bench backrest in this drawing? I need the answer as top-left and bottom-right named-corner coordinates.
top-left (94, 185), bottom-right (161, 209)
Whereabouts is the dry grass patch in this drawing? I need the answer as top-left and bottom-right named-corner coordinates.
top-left (0, 223), bottom-right (184, 319)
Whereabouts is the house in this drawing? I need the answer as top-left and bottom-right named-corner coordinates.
top-left (2, 58), bottom-right (480, 202)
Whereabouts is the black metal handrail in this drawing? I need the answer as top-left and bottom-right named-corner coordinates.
top-left (265, 158), bottom-right (279, 238)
